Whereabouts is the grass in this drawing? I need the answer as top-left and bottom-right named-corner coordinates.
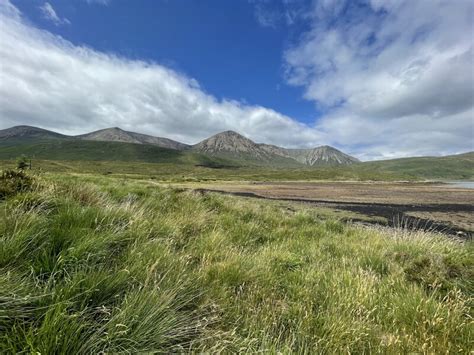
top-left (0, 172), bottom-right (473, 353)
top-left (360, 152), bottom-right (474, 180)
top-left (0, 139), bottom-right (236, 168)
top-left (1, 139), bottom-right (473, 181)
top-left (0, 159), bottom-right (414, 181)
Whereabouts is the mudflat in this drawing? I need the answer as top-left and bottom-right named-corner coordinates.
top-left (169, 181), bottom-right (474, 235)
top-left (176, 181), bottom-right (473, 204)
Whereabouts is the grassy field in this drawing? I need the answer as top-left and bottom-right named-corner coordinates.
top-left (0, 159), bottom-right (429, 182)
top-left (1, 171), bottom-right (473, 353)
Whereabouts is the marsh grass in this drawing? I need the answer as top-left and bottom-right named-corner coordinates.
top-left (0, 173), bottom-right (472, 353)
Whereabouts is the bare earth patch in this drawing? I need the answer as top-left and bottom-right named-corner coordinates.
top-left (163, 181), bottom-right (474, 235)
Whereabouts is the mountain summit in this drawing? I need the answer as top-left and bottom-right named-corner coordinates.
top-left (78, 127), bottom-right (190, 150)
top-left (288, 146), bottom-right (359, 165)
top-left (0, 125), bottom-right (68, 140)
top-left (191, 130), bottom-right (359, 166)
top-left (192, 131), bottom-right (274, 160)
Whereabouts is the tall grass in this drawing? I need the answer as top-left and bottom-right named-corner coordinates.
top-left (0, 173), bottom-right (472, 353)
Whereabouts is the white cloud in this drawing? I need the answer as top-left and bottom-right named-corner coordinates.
top-left (0, 0), bottom-right (324, 148)
top-left (284, 0), bottom-right (474, 159)
top-left (39, 2), bottom-right (70, 26)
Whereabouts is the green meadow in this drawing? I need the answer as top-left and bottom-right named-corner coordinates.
top-left (1, 171), bottom-right (472, 353)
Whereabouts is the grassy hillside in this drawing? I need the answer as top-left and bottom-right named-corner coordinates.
top-left (0, 139), bottom-right (235, 167)
top-left (1, 172), bottom-right (472, 353)
top-left (194, 150), bottom-right (304, 168)
top-left (0, 139), bottom-right (302, 168)
top-left (357, 152), bottom-right (474, 180)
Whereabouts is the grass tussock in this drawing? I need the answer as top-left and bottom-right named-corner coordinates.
top-left (0, 169), bottom-right (35, 200)
top-left (0, 173), bottom-right (473, 353)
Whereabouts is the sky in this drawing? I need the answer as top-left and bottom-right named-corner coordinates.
top-left (0, 0), bottom-right (473, 160)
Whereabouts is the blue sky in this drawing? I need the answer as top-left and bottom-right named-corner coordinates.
top-left (12, 0), bottom-right (319, 123)
top-left (1, 0), bottom-right (473, 159)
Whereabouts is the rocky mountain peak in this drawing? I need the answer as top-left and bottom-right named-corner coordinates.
top-left (287, 145), bottom-right (359, 166)
top-left (194, 131), bottom-right (255, 151)
top-left (79, 127), bottom-right (141, 144)
top-left (77, 127), bottom-right (190, 150)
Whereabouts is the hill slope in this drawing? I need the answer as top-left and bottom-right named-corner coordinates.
top-left (357, 152), bottom-right (474, 180)
top-left (0, 125), bottom-right (69, 142)
top-left (259, 144), bottom-right (359, 166)
top-left (288, 146), bottom-right (360, 166)
top-left (77, 127), bottom-right (190, 150)
top-left (1, 125), bottom-right (359, 167)
top-left (193, 131), bottom-right (275, 159)
top-left (0, 139), bottom-right (233, 167)
top-left (192, 131), bottom-right (359, 166)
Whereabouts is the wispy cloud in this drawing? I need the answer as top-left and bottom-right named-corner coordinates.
top-left (252, 0), bottom-right (306, 29)
top-left (84, 0), bottom-right (110, 5)
top-left (39, 2), bottom-right (70, 26)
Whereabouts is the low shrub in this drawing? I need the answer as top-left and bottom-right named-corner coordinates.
top-left (0, 169), bottom-right (34, 200)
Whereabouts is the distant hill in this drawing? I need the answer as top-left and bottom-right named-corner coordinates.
top-left (0, 125), bottom-right (472, 180)
top-left (0, 126), bottom-right (359, 167)
top-left (258, 144), bottom-right (359, 165)
top-left (78, 127), bottom-right (190, 151)
top-left (191, 131), bottom-right (300, 166)
top-left (192, 130), bottom-right (358, 166)
top-left (357, 152), bottom-right (474, 180)
top-left (289, 146), bottom-right (359, 165)
top-left (0, 125), bottom-right (69, 141)
top-left (0, 139), bottom-right (233, 168)
top-left (192, 131), bottom-right (266, 157)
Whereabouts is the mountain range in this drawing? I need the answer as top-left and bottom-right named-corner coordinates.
top-left (0, 125), bottom-right (358, 167)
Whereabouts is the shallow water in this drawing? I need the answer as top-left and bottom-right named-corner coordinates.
top-left (443, 181), bottom-right (474, 189)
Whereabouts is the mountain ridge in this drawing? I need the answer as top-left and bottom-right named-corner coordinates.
top-left (1, 125), bottom-right (358, 166)
top-left (0, 125), bottom-right (69, 140)
top-left (78, 127), bottom-right (191, 151)
top-left (192, 130), bottom-right (359, 166)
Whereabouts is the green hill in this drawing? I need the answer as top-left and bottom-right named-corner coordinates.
top-left (0, 139), bottom-right (234, 167)
top-left (0, 138), bottom-right (300, 168)
top-left (356, 152), bottom-right (474, 180)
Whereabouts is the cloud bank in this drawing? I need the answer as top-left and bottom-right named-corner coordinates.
top-left (284, 0), bottom-right (473, 159)
top-left (0, 0), bottom-right (472, 159)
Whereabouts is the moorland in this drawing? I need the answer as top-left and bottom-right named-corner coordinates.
top-left (0, 125), bottom-right (473, 353)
